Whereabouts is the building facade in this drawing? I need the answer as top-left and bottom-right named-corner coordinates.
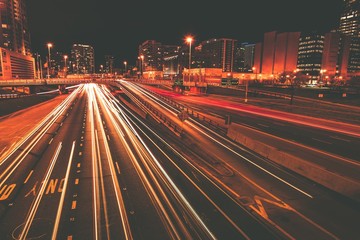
top-left (339, 0), bottom-right (360, 74)
top-left (0, 0), bottom-right (31, 56)
top-left (199, 38), bottom-right (237, 72)
top-left (254, 31), bottom-right (300, 75)
top-left (104, 55), bottom-right (114, 74)
top-left (297, 32), bottom-right (324, 82)
top-left (70, 44), bottom-right (95, 74)
top-left (138, 40), bottom-right (163, 71)
top-left (0, 47), bottom-right (35, 79)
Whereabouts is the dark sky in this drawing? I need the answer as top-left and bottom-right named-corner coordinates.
top-left (27, 0), bottom-right (343, 68)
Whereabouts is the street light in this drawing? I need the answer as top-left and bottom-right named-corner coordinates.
top-left (64, 55), bottom-right (68, 76)
top-left (124, 61), bottom-right (127, 75)
top-left (47, 43), bottom-right (53, 79)
top-left (186, 36), bottom-right (193, 83)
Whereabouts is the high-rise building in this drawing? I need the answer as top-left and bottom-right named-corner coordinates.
top-left (243, 43), bottom-right (255, 71)
top-left (0, 0), bottom-right (31, 55)
top-left (70, 44), bottom-right (95, 74)
top-left (339, 0), bottom-right (360, 73)
top-left (297, 32), bottom-right (325, 82)
top-left (138, 40), bottom-right (163, 71)
top-left (254, 31), bottom-right (300, 75)
top-left (104, 55), bottom-right (114, 73)
top-left (322, 31), bottom-right (351, 77)
top-left (199, 38), bottom-right (237, 72)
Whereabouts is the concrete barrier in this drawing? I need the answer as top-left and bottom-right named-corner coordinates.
top-left (227, 123), bottom-right (360, 203)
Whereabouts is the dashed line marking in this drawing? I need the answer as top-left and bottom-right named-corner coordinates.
top-left (115, 161), bottom-right (121, 174)
top-left (24, 170), bottom-right (33, 184)
top-left (71, 201), bottom-right (77, 210)
top-left (77, 163), bottom-right (81, 168)
top-left (67, 236), bottom-right (73, 240)
top-left (75, 179), bottom-right (79, 185)
top-left (60, 122), bottom-right (63, 126)
top-left (80, 143), bottom-right (83, 147)
top-left (312, 138), bottom-right (332, 145)
top-left (49, 138), bottom-right (54, 144)
top-left (107, 135), bottom-right (110, 141)
top-left (330, 135), bottom-right (351, 142)
top-left (79, 152), bottom-right (82, 156)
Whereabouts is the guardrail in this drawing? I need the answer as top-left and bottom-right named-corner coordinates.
top-left (0, 78), bottom-right (119, 86)
top-left (0, 93), bottom-right (21, 99)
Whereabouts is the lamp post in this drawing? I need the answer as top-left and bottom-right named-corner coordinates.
top-left (124, 61), bottom-right (127, 75)
top-left (64, 55), bottom-right (68, 77)
top-left (140, 55), bottom-right (144, 78)
top-left (186, 36), bottom-right (193, 83)
top-left (47, 43), bottom-right (53, 79)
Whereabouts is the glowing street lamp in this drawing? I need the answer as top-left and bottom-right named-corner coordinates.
top-left (186, 36), bottom-right (193, 83)
top-left (64, 55), bottom-right (68, 76)
top-left (139, 55), bottom-right (144, 77)
top-left (47, 43), bottom-right (53, 79)
top-left (124, 61), bottom-right (127, 74)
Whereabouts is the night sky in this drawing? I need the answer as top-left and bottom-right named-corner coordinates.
top-left (27, 0), bottom-right (343, 68)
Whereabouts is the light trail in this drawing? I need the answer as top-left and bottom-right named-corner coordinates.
top-left (52, 140), bottom-right (76, 239)
top-left (0, 86), bottom-right (82, 189)
top-left (19, 142), bottom-right (63, 240)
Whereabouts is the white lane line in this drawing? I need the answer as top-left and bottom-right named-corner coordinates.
top-left (20, 142), bottom-right (63, 240)
top-left (107, 135), bottom-right (110, 141)
top-left (49, 138), bottom-right (54, 144)
top-left (330, 135), bottom-right (351, 142)
top-left (115, 162), bottom-right (121, 174)
top-left (312, 138), bottom-right (332, 145)
top-left (23, 170), bottom-right (34, 184)
top-left (52, 141), bottom-right (76, 239)
top-left (257, 123), bottom-right (269, 128)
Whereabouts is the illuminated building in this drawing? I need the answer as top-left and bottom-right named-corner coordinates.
top-left (0, 0), bottom-right (31, 55)
top-left (0, 47), bottom-right (35, 79)
top-left (339, 0), bottom-right (360, 73)
top-left (254, 31), bottom-right (300, 75)
top-left (104, 55), bottom-right (114, 74)
top-left (297, 32), bottom-right (324, 82)
top-left (138, 40), bottom-right (163, 71)
top-left (322, 31), bottom-right (350, 77)
top-left (198, 38), bottom-right (237, 72)
top-left (70, 44), bottom-right (95, 74)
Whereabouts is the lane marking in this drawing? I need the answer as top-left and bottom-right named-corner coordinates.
top-left (312, 138), bottom-right (332, 145)
top-left (330, 135), bottom-right (351, 142)
top-left (107, 135), bottom-right (110, 141)
top-left (78, 152), bottom-right (82, 156)
top-left (71, 200), bottom-right (77, 210)
top-left (257, 123), bottom-right (269, 128)
top-left (115, 161), bottom-right (121, 174)
top-left (75, 179), bottom-right (79, 185)
top-left (49, 138), bottom-right (54, 144)
top-left (67, 236), bottom-right (73, 240)
top-left (24, 170), bottom-right (33, 184)
top-left (77, 163), bottom-right (81, 168)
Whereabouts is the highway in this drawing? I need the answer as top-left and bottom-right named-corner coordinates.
top-left (0, 82), bottom-right (359, 239)
top-left (142, 85), bottom-right (360, 161)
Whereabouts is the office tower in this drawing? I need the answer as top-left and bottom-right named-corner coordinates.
top-left (339, 0), bottom-right (360, 73)
top-left (138, 40), bottom-right (163, 71)
top-left (71, 44), bottom-right (95, 74)
top-left (254, 31), bottom-right (300, 75)
top-left (199, 38), bottom-right (237, 72)
top-left (0, 0), bottom-right (31, 55)
top-left (104, 55), bottom-right (114, 73)
top-left (297, 32), bottom-right (324, 82)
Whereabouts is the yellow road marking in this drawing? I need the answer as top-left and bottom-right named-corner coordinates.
top-left (24, 170), bottom-right (33, 184)
top-left (71, 200), bottom-right (77, 210)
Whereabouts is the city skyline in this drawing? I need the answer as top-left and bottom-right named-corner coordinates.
top-left (27, 0), bottom-right (343, 66)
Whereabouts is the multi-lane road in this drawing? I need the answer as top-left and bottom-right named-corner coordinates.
top-left (0, 82), bottom-right (359, 239)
